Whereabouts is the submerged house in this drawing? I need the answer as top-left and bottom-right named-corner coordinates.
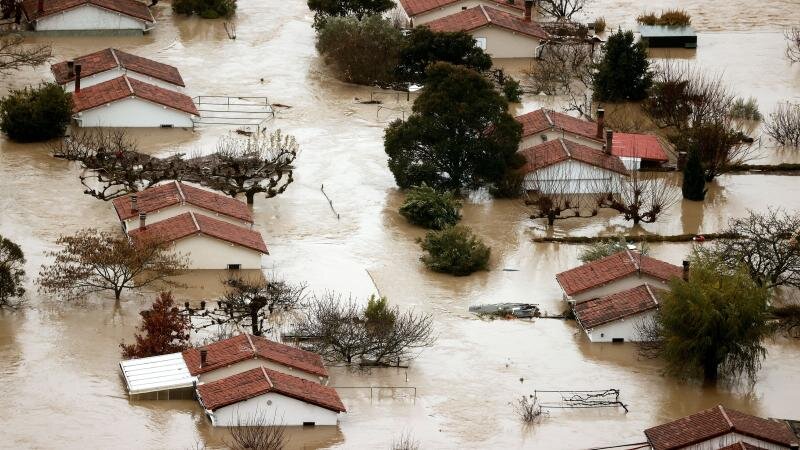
top-left (197, 367), bottom-right (346, 427)
top-left (555, 250), bottom-right (684, 303)
top-left (52, 48), bottom-right (185, 92)
top-left (19, 0), bottom-right (155, 33)
top-left (519, 138), bottom-right (628, 194)
top-left (639, 24), bottom-right (697, 49)
top-left (398, 0), bottom-right (527, 26)
top-left (610, 131), bottom-right (670, 170)
top-left (424, 4), bottom-right (548, 58)
top-left (112, 181), bottom-right (253, 233)
top-left (644, 405), bottom-right (798, 450)
top-left (515, 108), bottom-right (605, 150)
top-left (573, 284), bottom-right (661, 343)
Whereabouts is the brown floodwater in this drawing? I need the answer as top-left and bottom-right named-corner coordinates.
top-left (2, 0), bottom-right (800, 449)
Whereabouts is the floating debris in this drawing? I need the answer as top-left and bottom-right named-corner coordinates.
top-left (469, 303), bottom-right (540, 319)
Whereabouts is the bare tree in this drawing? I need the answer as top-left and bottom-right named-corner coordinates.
top-left (537, 0), bottom-right (586, 20)
top-left (526, 42), bottom-right (597, 117)
top-left (37, 229), bottom-right (187, 300)
top-left (764, 102), bottom-right (800, 147)
top-left (786, 27), bottom-right (800, 63)
top-left (523, 165), bottom-right (603, 227)
top-left (226, 410), bottom-right (287, 450)
top-left (772, 303), bottom-right (800, 338)
top-left (186, 275), bottom-right (307, 336)
top-left (513, 395), bottom-right (544, 423)
top-left (0, 35), bottom-right (52, 75)
top-left (597, 171), bottom-right (679, 225)
top-left (390, 431), bottom-right (420, 450)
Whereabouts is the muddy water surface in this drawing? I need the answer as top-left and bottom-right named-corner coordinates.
top-left (2, 0), bottom-right (800, 449)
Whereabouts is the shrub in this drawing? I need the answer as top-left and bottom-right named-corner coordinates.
top-left (593, 17), bottom-right (607, 34)
top-left (399, 184), bottom-right (462, 230)
top-left (173, 0), bottom-right (236, 19)
top-left (764, 102), bottom-right (800, 147)
top-left (0, 83), bottom-right (71, 142)
top-left (637, 9), bottom-right (691, 26)
top-left (418, 225), bottom-right (490, 275)
top-left (730, 97), bottom-right (762, 121)
top-left (502, 77), bottom-right (523, 103)
top-left (578, 235), bottom-right (647, 263)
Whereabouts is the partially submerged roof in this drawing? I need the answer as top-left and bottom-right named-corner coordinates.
top-left (573, 284), bottom-right (660, 329)
top-left (112, 181), bottom-right (253, 223)
top-left (182, 334), bottom-right (328, 378)
top-left (399, 0), bottom-right (525, 17)
top-left (612, 133), bottom-right (669, 162)
top-left (644, 405), bottom-right (797, 450)
top-left (119, 352), bottom-right (196, 395)
top-left (556, 250), bottom-right (683, 297)
top-left (52, 48), bottom-right (185, 87)
top-left (425, 5), bottom-right (548, 40)
top-left (127, 212), bottom-right (269, 254)
top-left (197, 367), bottom-right (346, 412)
top-left (639, 24), bottom-right (697, 38)
top-left (72, 75), bottom-right (199, 116)
top-left (21, 0), bottom-right (154, 22)
top-left (519, 138), bottom-right (628, 176)
top-left (515, 108), bottom-right (603, 143)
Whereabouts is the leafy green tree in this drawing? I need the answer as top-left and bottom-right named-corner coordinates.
top-left (654, 252), bottom-right (771, 381)
top-left (396, 28), bottom-right (492, 84)
top-left (0, 234), bottom-right (25, 308)
top-left (316, 15), bottom-right (403, 85)
top-left (418, 225), bottom-right (490, 276)
top-left (385, 62), bottom-right (523, 191)
top-left (173, 0), bottom-right (236, 18)
top-left (502, 77), bottom-right (523, 103)
top-left (0, 83), bottom-right (72, 143)
top-left (592, 29), bottom-right (652, 102)
top-left (682, 149), bottom-right (707, 201)
top-left (308, 0), bottom-right (394, 28)
top-left (399, 183), bottom-right (462, 230)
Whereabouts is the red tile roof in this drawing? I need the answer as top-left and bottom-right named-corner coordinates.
top-left (516, 108), bottom-right (604, 143)
top-left (400, 0), bottom-right (525, 16)
top-left (425, 5), bottom-right (548, 40)
top-left (573, 284), bottom-right (660, 329)
top-left (112, 181), bottom-right (253, 223)
top-left (645, 405), bottom-right (797, 450)
top-left (72, 75), bottom-right (199, 116)
top-left (519, 138), bottom-right (628, 176)
top-left (52, 48), bottom-right (185, 87)
top-left (128, 212), bottom-right (268, 254)
top-left (197, 367), bottom-right (346, 412)
top-left (182, 334), bottom-right (327, 378)
top-left (612, 133), bottom-right (670, 162)
top-left (556, 250), bottom-right (683, 297)
top-left (21, 0), bottom-right (154, 22)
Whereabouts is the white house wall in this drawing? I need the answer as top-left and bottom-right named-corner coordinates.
top-left (35, 5), bottom-right (147, 31)
top-left (411, 1), bottom-right (522, 25)
top-left (64, 68), bottom-right (183, 92)
top-left (198, 358), bottom-right (325, 384)
top-left (520, 131), bottom-right (604, 151)
top-left (524, 159), bottom-right (622, 194)
top-left (123, 204), bottom-right (251, 231)
top-left (209, 392), bottom-right (339, 427)
top-left (673, 433), bottom-right (791, 450)
top-left (170, 234), bottom-right (263, 270)
top-left (468, 25), bottom-right (540, 58)
top-left (568, 275), bottom-right (672, 303)
top-left (583, 309), bottom-right (656, 342)
top-left (75, 97), bottom-right (194, 128)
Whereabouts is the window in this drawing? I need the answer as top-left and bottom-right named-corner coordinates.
top-left (302, 422), bottom-right (316, 427)
top-left (160, 124), bottom-right (174, 128)
top-left (227, 264), bottom-right (241, 270)
top-left (474, 37), bottom-right (486, 50)
top-left (612, 338), bottom-right (624, 343)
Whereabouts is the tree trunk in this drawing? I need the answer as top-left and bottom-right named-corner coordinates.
top-left (246, 191), bottom-right (256, 205)
top-left (114, 287), bottom-right (123, 300)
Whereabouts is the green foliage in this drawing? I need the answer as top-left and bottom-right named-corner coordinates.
top-left (364, 295), bottom-right (396, 328)
top-left (385, 62), bottom-right (523, 190)
top-left (399, 184), bottom-right (462, 230)
top-left (592, 29), bottom-right (652, 102)
top-left (0, 83), bottom-right (71, 143)
top-left (173, 0), bottom-right (236, 18)
top-left (502, 77), bottom-right (523, 103)
top-left (578, 235), bottom-right (647, 263)
top-left (682, 149), bottom-right (707, 201)
top-left (396, 28), bottom-right (492, 84)
top-left (658, 251), bottom-right (771, 381)
top-left (308, 0), bottom-right (394, 28)
top-left (316, 15), bottom-right (403, 86)
top-left (592, 17), bottom-right (607, 34)
top-left (418, 225), bottom-right (490, 276)
top-left (0, 234), bottom-right (26, 307)
top-left (729, 97), bottom-right (762, 121)
top-left (637, 9), bottom-right (691, 26)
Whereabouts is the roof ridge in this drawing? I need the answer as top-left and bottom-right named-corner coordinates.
top-left (479, 4), bottom-right (491, 23)
top-left (644, 283), bottom-right (657, 305)
top-left (625, 249), bottom-right (640, 271)
top-left (261, 366), bottom-right (273, 388)
top-left (123, 75), bottom-right (134, 95)
top-left (559, 139), bottom-right (571, 158)
top-left (719, 405), bottom-right (734, 430)
top-left (244, 333), bottom-right (257, 356)
top-left (543, 109), bottom-right (554, 127)
top-left (110, 48), bottom-right (121, 68)
top-left (189, 211), bottom-right (200, 232)
top-left (174, 181), bottom-right (186, 204)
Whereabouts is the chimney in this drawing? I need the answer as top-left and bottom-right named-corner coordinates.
top-left (37, 0), bottom-right (44, 14)
top-left (74, 63), bottom-right (82, 92)
top-left (130, 194), bottom-right (138, 212)
top-left (139, 212), bottom-right (146, 230)
top-left (596, 108), bottom-right (605, 138)
top-left (605, 129), bottom-right (613, 155)
top-left (524, 0), bottom-right (533, 22)
top-left (67, 60), bottom-right (75, 78)
top-left (682, 260), bottom-right (690, 281)
top-left (200, 349), bottom-right (208, 367)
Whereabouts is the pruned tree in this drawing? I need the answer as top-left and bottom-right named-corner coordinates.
top-left (226, 410), bottom-right (287, 450)
top-left (523, 165), bottom-right (603, 226)
top-left (764, 102), bottom-right (800, 147)
top-left (186, 275), bottom-right (307, 337)
top-left (597, 172), bottom-right (679, 225)
top-left (526, 42), bottom-right (597, 116)
top-left (786, 27), bottom-right (800, 63)
top-left (38, 229), bottom-right (187, 300)
top-left (120, 292), bottom-right (191, 358)
top-left (0, 35), bottom-right (52, 75)
top-left (537, 0), bottom-right (586, 20)
top-left (0, 234), bottom-right (26, 308)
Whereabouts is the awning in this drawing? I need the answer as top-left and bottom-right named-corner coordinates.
top-left (119, 352), bottom-right (196, 395)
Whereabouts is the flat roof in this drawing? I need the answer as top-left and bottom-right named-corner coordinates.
top-left (639, 25), bottom-right (697, 37)
top-left (119, 352), bottom-right (197, 395)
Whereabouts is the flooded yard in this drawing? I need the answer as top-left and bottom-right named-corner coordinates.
top-left (1, 0), bottom-right (800, 448)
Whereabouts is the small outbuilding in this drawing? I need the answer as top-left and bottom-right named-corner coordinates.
top-left (610, 131), bottom-right (671, 170)
top-left (398, 0), bottom-right (527, 26)
top-left (52, 48), bottom-right (185, 92)
top-left (20, 0), bottom-right (155, 33)
top-left (71, 75), bottom-right (198, 127)
top-left (639, 25), bottom-right (697, 49)
top-left (119, 352), bottom-right (197, 400)
top-left (573, 284), bottom-right (660, 343)
top-left (515, 108), bottom-right (605, 150)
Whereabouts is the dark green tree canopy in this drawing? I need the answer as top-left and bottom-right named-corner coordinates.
top-left (0, 83), bottom-right (72, 143)
top-left (399, 183), bottom-right (462, 230)
top-left (681, 149), bottom-right (707, 201)
top-left (308, 0), bottom-right (394, 27)
top-left (593, 29), bottom-right (652, 102)
top-left (0, 234), bottom-right (26, 308)
top-left (396, 28), bottom-right (492, 84)
top-left (384, 62), bottom-right (523, 191)
top-left (418, 225), bottom-right (490, 276)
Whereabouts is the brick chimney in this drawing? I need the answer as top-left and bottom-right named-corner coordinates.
top-left (37, 0), bottom-right (44, 14)
top-left (67, 60), bottom-right (75, 78)
top-left (682, 260), bottom-right (690, 281)
top-left (524, 0), bottom-right (533, 22)
top-left (200, 349), bottom-right (208, 367)
top-left (605, 129), bottom-right (613, 155)
top-left (139, 212), bottom-right (146, 229)
top-left (130, 194), bottom-right (138, 212)
top-left (74, 63), bottom-right (82, 92)
top-left (596, 108), bottom-right (605, 138)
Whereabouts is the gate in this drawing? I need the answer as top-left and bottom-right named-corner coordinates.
top-left (192, 95), bottom-right (276, 131)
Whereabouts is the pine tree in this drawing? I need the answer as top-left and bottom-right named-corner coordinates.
top-left (593, 29), bottom-right (652, 101)
top-left (120, 292), bottom-right (191, 359)
top-left (682, 149), bottom-right (707, 201)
